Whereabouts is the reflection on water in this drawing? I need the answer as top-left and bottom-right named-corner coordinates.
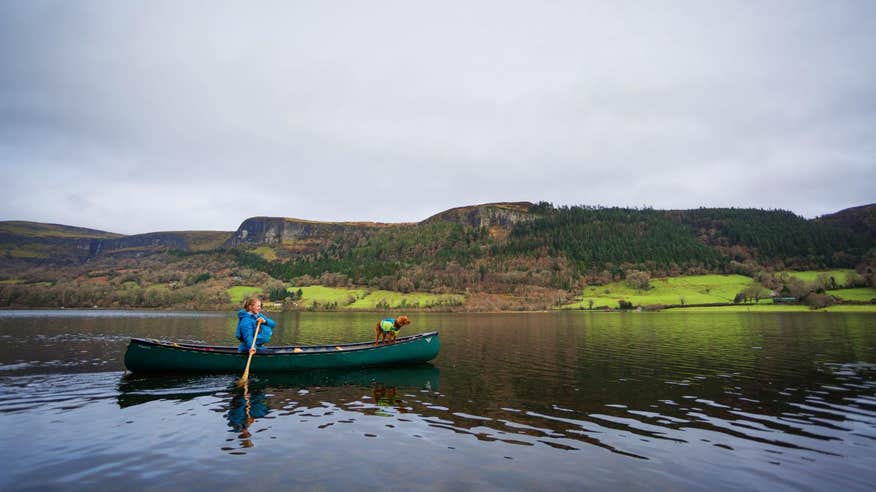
top-left (226, 384), bottom-right (268, 451)
top-left (0, 311), bottom-right (874, 490)
top-left (117, 366), bottom-right (440, 454)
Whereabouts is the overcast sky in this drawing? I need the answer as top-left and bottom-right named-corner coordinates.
top-left (1, 1), bottom-right (874, 234)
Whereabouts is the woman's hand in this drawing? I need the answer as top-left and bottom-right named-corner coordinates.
top-left (249, 348), bottom-right (256, 356)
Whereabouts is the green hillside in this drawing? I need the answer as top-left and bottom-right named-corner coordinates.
top-left (505, 205), bottom-right (722, 271)
top-left (233, 203), bottom-right (873, 294)
top-left (675, 208), bottom-right (869, 266)
top-left (0, 221), bottom-right (122, 239)
top-left (0, 221), bottom-right (122, 260)
top-left (1, 202), bottom-right (874, 311)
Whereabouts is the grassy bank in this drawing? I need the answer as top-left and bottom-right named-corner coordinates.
top-left (562, 272), bottom-right (875, 312)
top-left (141, 273), bottom-right (876, 313)
top-left (563, 274), bottom-right (767, 309)
top-left (289, 286), bottom-right (464, 310)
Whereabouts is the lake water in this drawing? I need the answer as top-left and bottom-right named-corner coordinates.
top-left (0, 310), bottom-right (874, 491)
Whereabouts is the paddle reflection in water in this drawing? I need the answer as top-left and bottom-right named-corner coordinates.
top-left (226, 383), bottom-right (268, 451)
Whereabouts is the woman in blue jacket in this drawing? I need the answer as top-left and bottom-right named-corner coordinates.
top-left (236, 298), bottom-right (276, 354)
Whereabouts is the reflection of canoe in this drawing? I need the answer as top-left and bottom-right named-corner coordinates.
top-left (117, 364), bottom-right (439, 408)
top-left (123, 331), bottom-right (440, 373)
top-left (117, 374), bottom-right (231, 408)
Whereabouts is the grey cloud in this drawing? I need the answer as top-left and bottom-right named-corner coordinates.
top-left (1, 1), bottom-right (874, 234)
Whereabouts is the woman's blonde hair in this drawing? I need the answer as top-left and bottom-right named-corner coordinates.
top-left (243, 297), bottom-right (261, 311)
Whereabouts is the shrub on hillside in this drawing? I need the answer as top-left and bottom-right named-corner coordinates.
top-left (624, 270), bottom-right (651, 291)
top-left (805, 292), bottom-right (835, 309)
top-left (845, 271), bottom-right (866, 288)
top-left (268, 287), bottom-right (289, 301)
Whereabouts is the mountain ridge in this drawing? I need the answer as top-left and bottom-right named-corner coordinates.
top-left (4, 201), bottom-right (872, 247)
top-left (1, 201), bottom-right (873, 310)
top-left (1, 201), bottom-right (873, 268)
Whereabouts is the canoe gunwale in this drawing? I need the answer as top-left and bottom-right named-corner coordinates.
top-left (128, 331), bottom-right (440, 356)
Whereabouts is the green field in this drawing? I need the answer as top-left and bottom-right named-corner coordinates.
top-left (290, 286), bottom-right (464, 310)
top-left (780, 270), bottom-right (874, 302)
top-left (783, 269), bottom-right (854, 284)
top-left (828, 288), bottom-right (876, 302)
top-left (564, 274), bottom-right (768, 309)
top-left (346, 290), bottom-right (464, 309)
top-left (291, 285), bottom-right (366, 308)
top-left (563, 271), bottom-right (875, 311)
top-left (227, 286), bottom-right (263, 304)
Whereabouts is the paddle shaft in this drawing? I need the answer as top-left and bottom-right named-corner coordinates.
top-left (239, 318), bottom-right (263, 384)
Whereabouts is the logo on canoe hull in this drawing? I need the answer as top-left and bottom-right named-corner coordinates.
top-left (425, 337), bottom-right (432, 343)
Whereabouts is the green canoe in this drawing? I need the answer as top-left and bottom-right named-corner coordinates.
top-left (124, 331), bottom-right (440, 373)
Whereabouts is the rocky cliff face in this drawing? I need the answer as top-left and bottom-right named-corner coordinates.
top-left (421, 202), bottom-right (536, 239)
top-left (226, 204), bottom-right (537, 254)
top-left (83, 231), bottom-right (231, 258)
top-left (89, 232), bottom-right (190, 257)
top-left (225, 217), bottom-right (403, 255)
top-left (422, 202), bottom-right (535, 227)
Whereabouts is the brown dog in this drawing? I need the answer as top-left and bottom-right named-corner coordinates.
top-left (374, 316), bottom-right (410, 345)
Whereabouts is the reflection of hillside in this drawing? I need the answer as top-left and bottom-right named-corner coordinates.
top-left (422, 312), bottom-right (875, 459)
top-left (435, 312), bottom-right (875, 411)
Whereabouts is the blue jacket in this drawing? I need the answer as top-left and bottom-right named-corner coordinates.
top-left (236, 309), bottom-right (276, 353)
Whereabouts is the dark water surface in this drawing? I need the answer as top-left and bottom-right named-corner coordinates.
top-left (0, 310), bottom-right (874, 491)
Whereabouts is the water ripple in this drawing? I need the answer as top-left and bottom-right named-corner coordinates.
top-left (1, 311), bottom-right (875, 491)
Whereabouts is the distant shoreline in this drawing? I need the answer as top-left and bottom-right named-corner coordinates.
top-left (2, 304), bottom-right (874, 314)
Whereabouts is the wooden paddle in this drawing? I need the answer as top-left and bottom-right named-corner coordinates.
top-left (238, 318), bottom-right (263, 386)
